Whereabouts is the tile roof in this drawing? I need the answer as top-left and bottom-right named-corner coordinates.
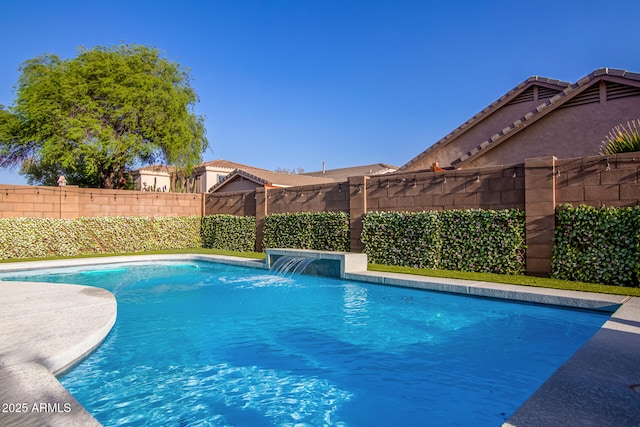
top-left (132, 164), bottom-right (176, 173)
top-left (196, 159), bottom-right (272, 172)
top-left (208, 168), bottom-right (336, 192)
top-left (399, 75), bottom-right (571, 171)
top-left (137, 160), bottom-right (399, 192)
top-left (450, 68), bottom-right (640, 167)
top-left (302, 163), bottom-right (398, 180)
top-left (134, 159), bottom-right (272, 174)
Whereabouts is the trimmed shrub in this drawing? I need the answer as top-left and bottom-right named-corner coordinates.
top-left (0, 216), bottom-right (202, 259)
top-left (552, 204), bottom-right (640, 286)
top-left (201, 215), bottom-right (256, 252)
top-left (0, 218), bottom-right (68, 259)
top-left (439, 209), bottom-right (525, 275)
top-left (361, 211), bottom-right (441, 268)
top-left (151, 216), bottom-right (202, 250)
top-left (263, 212), bottom-right (350, 251)
top-left (361, 209), bottom-right (526, 275)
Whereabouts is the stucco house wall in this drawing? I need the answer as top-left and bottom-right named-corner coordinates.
top-left (131, 170), bottom-right (172, 192)
top-left (401, 69), bottom-right (640, 172)
top-left (217, 177), bottom-right (263, 192)
top-left (407, 84), bottom-right (567, 171)
top-left (201, 170), bottom-right (227, 192)
top-left (463, 95), bottom-right (640, 168)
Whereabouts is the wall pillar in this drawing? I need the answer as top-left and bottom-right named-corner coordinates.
top-left (255, 187), bottom-right (268, 252)
top-left (524, 156), bottom-right (557, 275)
top-left (349, 176), bottom-right (368, 253)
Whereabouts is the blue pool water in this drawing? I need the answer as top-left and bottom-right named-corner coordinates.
top-left (1, 261), bottom-right (608, 426)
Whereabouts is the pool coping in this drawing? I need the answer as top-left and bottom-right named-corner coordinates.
top-left (0, 280), bottom-right (117, 426)
top-left (0, 253), bottom-right (639, 426)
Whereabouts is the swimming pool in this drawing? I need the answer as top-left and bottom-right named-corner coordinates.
top-left (0, 260), bottom-right (609, 426)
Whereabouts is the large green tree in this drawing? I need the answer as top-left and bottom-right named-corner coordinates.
top-left (0, 44), bottom-right (208, 188)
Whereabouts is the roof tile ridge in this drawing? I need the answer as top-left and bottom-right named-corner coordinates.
top-left (592, 67), bottom-right (640, 82)
top-left (234, 168), bottom-right (271, 181)
top-left (622, 70), bottom-right (640, 81)
top-left (208, 168), bottom-right (269, 193)
top-left (402, 75), bottom-right (570, 170)
top-left (202, 159), bottom-right (273, 173)
top-left (451, 96), bottom-right (555, 166)
top-left (572, 67), bottom-right (630, 86)
top-left (450, 69), bottom-right (612, 167)
top-left (527, 75), bottom-right (572, 87)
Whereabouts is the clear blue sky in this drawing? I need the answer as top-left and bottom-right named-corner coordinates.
top-left (1, 0), bottom-right (640, 185)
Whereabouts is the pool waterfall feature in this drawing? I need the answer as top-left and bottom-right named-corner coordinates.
top-left (265, 249), bottom-right (368, 278)
top-left (271, 256), bottom-right (315, 275)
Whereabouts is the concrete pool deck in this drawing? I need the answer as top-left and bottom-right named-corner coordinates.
top-left (0, 254), bottom-right (639, 426)
top-left (0, 280), bottom-right (116, 426)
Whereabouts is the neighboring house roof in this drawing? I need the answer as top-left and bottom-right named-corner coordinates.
top-left (131, 164), bottom-right (175, 174)
top-left (449, 68), bottom-right (640, 168)
top-left (302, 163), bottom-right (398, 180)
top-left (400, 68), bottom-right (640, 171)
top-left (195, 159), bottom-right (272, 173)
top-left (209, 168), bottom-right (336, 193)
top-left (399, 75), bottom-right (572, 171)
top-left (134, 159), bottom-right (399, 192)
top-left (132, 160), bottom-right (269, 174)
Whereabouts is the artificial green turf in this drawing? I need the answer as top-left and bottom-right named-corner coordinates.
top-left (2, 249), bottom-right (638, 297)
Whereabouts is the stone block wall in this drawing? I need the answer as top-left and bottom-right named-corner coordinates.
top-left (264, 182), bottom-right (349, 215)
top-left (205, 190), bottom-right (256, 217)
top-left (365, 164), bottom-right (525, 212)
top-left (0, 186), bottom-right (64, 218)
top-left (555, 152), bottom-right (640, 207)
top-left (0, 185), bottom-right (204, 218)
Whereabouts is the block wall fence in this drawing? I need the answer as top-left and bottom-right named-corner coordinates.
top-left (0, 186), bottom-right (205, 219)
top-left (2, 152), bottom-right (640, 275)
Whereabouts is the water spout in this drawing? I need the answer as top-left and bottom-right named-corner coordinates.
top-left (265, 249), bottom-right (368, 279)
top-left (271, 256), bottom-right (316, 275)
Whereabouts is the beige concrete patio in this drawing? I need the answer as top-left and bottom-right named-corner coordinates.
top-left (0, 280), bottom-right (116, 427)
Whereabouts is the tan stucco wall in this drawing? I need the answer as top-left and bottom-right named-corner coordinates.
top-left (132, 171), bottom-right (171, 192)
top-left (201, 170), bottom-right (232, 192)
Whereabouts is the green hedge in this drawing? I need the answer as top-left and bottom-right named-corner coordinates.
top-left (361, 209), bottom-right (525, 275)
top-left (263, 212), bottom-right (350, 251)
top-left (552, 204), bottom-right (640, 286)
top-left (201, 214), bottom-right (256, 252)
top-left (360, 211), bottom-right (441, 268)
top-left (439, 209), bottom-right (525, 275)
top-left (0, 216), bottom-right (202, 259)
